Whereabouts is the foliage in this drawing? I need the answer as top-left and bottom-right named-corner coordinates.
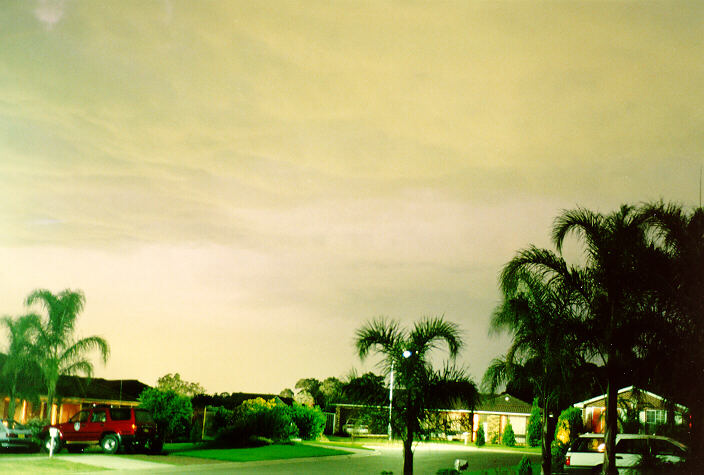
top-left (356, 316), bottom-right (477, 475)
top-left (0, 315), bottom-right (43, 418)
top-left (216, 398), bottom-right (296, 446)
top-left (279, 388), bottom-right (294, 399)
top-left (341, 372), bottom-right (388, 405)
top-left (24, 418), bottom-right (49, 445)
top-left (24, 289), bottom-right (110, 414)
top-left (517, 455), bottom-right (533, 475)
top-left (205, 406), bottom-right (235, 438)
top-left (475, 425), bottom-right (485, 446)
top-left (289, 403), bottom-right (326, 440)
top-left (295, 378), bottom-right (322, 407)
top-left (319, 377), bottom-right (344, 409)
top-left (157, 373), bottom-right (206, 398)
top-left (490, 431), bottom-right (500, 444)
top-left (139, 387), bottom-right (193, 441)
top-left (294, 389), bottom-right (315, 407)
top-left (502, 422), bottom-right (516, 447)
top-left (551, 406), bottom-right (583, 467)
top-left (527, 398), bottom-right (541, 447)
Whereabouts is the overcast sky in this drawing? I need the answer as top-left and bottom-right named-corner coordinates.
top-left (1, 1), bottom-right (702, 395)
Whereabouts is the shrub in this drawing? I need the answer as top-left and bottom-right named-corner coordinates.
top-left (139, 388), bottom-right (193, 441)
top-left (490, 431), bottom-right (500, 444)
top-left (551, 406), bottom-right (583, 467)
top-left (517, 455), bottom-right (533, 475)
top-left (475, 425), bottom-right (485, 446)
top-left (216, 398), bottom-right (296, 446)
top-left (24, 418), bottom-right (49, 446)
top-left (527, 398), bottom-right (541, 447)
top-left (289, 404), bottom-right (326, 440)
top-left (502, 422), bottom-right (516, 447)
top-left (205, 406), bottom-right (235, 438)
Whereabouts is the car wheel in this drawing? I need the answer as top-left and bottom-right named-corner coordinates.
top-left (100, 434), bottom-right (120, 454)
top-left (42, 435), bottom-right (62, 454)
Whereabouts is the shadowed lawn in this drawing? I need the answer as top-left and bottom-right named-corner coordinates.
top-left (172, 443), bottom-right (352, 462)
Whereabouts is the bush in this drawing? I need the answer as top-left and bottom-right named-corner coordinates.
top-left (216, 398), bottom-right (296, 447)
top-left (23, 418), bottom-right (49, 446)
top-left (289, 404), bottom-right (326, 440)
top-left (502, 422), bottom-right (516, 447)
top-left (527, 398), bottom-right (541, 447)
top-left (205, 406), bottom-right (235, 438)
top-left (139, 388), bottom-right (193, 441)
top-left (490, 431), bottom-right (500, 444)
top-left (475, 425), bottom-right (485, 446)
top-left (517, 455), bottom-right (533, 475)
top-left (551, 406), bottom-right (583, 467)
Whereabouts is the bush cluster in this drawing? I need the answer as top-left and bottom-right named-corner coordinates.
top-left (475, 425), bottom-right (485, 446)
top-left (212, 398), bottom-right (326, 447)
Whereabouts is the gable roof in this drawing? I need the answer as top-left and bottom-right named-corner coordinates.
top-left (476, 393), bottom-right (532, 415)
top-left (56, 376), bottom-right (150, 402)
top-left (573, 386), bottom-right (687, 411)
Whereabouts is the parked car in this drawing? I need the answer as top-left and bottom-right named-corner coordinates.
top-left (564, 433), bottom-right (687, 473)
top-left (342, 419), bottom-right (370, 436)
top-left (41, 406), bottom-right (162, 454)
top-left (0, 419), bottom-right (36, 452)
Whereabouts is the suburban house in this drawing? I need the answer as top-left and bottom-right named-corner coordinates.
top-left (573, 386), bottom-right (689, 435)
top-left (1, 376), bottom-right (150, 425)
top-left (332, 393), bottom-right (532, 444)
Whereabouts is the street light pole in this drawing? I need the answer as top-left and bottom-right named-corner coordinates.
top-left (388, 360), bottom-right (394, 440)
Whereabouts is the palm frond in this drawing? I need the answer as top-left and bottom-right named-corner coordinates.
top-left (408, 316), bottom-right (462, 359)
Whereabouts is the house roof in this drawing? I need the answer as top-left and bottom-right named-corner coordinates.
top-left (572, 386), bottom-right (688, 411)
top-left (475, 394), bottom-right (532, 415)
top-left (55, 376), bottom-right (150, 402)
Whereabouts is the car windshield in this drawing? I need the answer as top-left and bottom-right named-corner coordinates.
top-left (2, 419), bottom-right (25, 430)
top-left (69, 411), bottom-right (90, 423)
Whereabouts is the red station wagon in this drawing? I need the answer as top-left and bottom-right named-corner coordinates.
top-left (42, 406), bottom-right (162, 454)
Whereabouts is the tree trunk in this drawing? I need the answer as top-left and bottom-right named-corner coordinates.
top-left (540, 395), bottom-right (551, 475)
top-left (603, 368), bottom-right (618, 475)
top-left (403, 435), bottom-right (414, 475)
top-left (7, 380), bottom-right (17, 422)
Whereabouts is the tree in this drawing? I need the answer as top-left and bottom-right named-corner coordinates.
top-left (319, 376), bottom-right (344, 409)
top-left (501, 206), bottom-right (660, 474)
top-left (156, 373), bottom-right (206, 398)
top-left (527, 398), bottom-right (542, 448)
top-left (1, 314), bottom-right (42, 420)
top-left (341, 372), bottom-right (388, 405)
top-left (294, 378), bottom-right (322, 406)
top-left (279, 388), bottom-right (294, 399)
top-left (139, 387), bottom-right (193, 441)
top-left (356, 316), bottom-right (477, 475)
top-left (25, 289), bottom-right (109, 417)
top-left (484, 266), bottom-right (586, 475)
top-left (502, 422), bottom-right (516, 447)
top-left (640, 202), bottom-right (704, 467)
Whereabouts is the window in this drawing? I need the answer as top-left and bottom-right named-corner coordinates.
top-left (110, 408), bottom-right (131, 421)
top-left (646, 410), bottom-right (666, 425)
top-left (134, 410), bottom-right (154, 423)
top-left (616, 438), bottom-right (648, 455)
top-left (651, 439), bottom-right (685, 457)
top-left (70, 411), bottom-right (90, 423)
top-left (571, 437), bottom-right (604, 453)
top-left (90, 411), bottom-right (107, 423)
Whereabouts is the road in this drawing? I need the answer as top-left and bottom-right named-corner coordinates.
top-left (137, 444), bottom-right (541, 474)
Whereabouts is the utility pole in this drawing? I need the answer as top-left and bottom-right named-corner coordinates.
top-left (388, 360), bottom-right (394, 440)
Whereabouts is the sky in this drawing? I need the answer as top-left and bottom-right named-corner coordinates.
top-left (0, 1), bottom-right (702, 395)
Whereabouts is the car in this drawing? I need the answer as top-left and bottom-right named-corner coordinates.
top-left (41, 405), bottom-right (162, 455)
top-left (564, 433), bottom-right (687, 473)
top-left (342, 419), bottom-right (370, 436)
top-left (0, 419), bottom-right (36, 452)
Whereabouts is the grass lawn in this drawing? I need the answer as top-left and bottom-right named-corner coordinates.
top-left (0, 458), bottom-right (107, 473)
top-left (173, 443), bottom-right (352, 462)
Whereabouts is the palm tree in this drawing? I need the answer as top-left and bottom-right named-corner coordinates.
top-left (503, 205), bottom-right (658, 474)
top-left (1, 314), bottom-right (42, 420)
top-left (25, 289), bottom-right (110, 420)
top-left (356, 316), bottom-right (477, 475)
top-left (484, 266), bottom-right (586, 475)
top-left (640, 202), bottom-right (704, 468)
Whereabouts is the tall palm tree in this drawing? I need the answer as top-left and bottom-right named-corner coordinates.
top-left (356, 316), bottom-right (477, 475)
top-left (1, 314), bottom-right (42, 420)
top-left (503, 205), bottom-right (658, 475)
top-left (641, 202), bottom-right (704, 468)
top-left (25, 289), bottom-right (110, 420)
top-left (484, 267), bottom-right (586, 475)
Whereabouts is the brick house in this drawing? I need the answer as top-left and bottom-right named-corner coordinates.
top-left (1, 376), bottom-right (149, 424)
top-left (573, 386), bottom-right (688, 435)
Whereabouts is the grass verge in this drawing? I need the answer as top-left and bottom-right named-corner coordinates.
top-left (173, 442), bottom-right (352, 462)
top-left (0, 458), bottom-right (107, 473)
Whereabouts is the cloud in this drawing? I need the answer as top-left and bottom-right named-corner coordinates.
top-left (34, 0), bottom-right (66, 29)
